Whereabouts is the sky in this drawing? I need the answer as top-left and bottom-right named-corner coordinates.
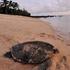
top-left (0, 0), bottom-right (70, 15)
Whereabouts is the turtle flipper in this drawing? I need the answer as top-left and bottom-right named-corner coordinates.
top-left (38, 59), bottom-right (52, 70)
top-left (32, 59), bottom-right (52, 70)
top-left (38, 62), bottom-right (47, 70)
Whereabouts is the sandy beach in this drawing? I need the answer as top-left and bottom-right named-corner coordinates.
top-left (0, 14), bottom-right (70, 70)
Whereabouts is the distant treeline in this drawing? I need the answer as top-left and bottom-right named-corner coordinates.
top-left (0, 0), bottom-right (31, 16)
top-left (30, 15), bottom-right (62, 18)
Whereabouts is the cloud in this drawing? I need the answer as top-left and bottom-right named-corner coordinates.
top-left (17, 0), bottom-right (70, 14)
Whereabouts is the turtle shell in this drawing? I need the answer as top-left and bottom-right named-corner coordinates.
top-left (11, 41), bottom-right (58, 64)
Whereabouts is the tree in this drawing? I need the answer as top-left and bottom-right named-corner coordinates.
top-left (0, 0), bottom-right (31, 16)
top-left (22, 9), bottom-right (30, 16)
top-left (9, 1), bottom-right (19, 10)
top-left (2, 0), bottom-right (8, 13)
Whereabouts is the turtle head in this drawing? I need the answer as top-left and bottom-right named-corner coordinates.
top-left (53, 48), bottom-right (59, 54)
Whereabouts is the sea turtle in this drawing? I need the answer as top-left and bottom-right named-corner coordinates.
top-left (5, 41), bottom-right (59, 70)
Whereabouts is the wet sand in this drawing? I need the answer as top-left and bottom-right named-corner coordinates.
top-left (40, 16), bottom-right (70, 46)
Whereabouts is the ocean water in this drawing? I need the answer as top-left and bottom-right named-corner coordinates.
top-left (40, 16), bottom-right (70, 42)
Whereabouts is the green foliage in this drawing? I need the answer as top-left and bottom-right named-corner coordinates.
top-left (0, 0), bottom-right (31, 16)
